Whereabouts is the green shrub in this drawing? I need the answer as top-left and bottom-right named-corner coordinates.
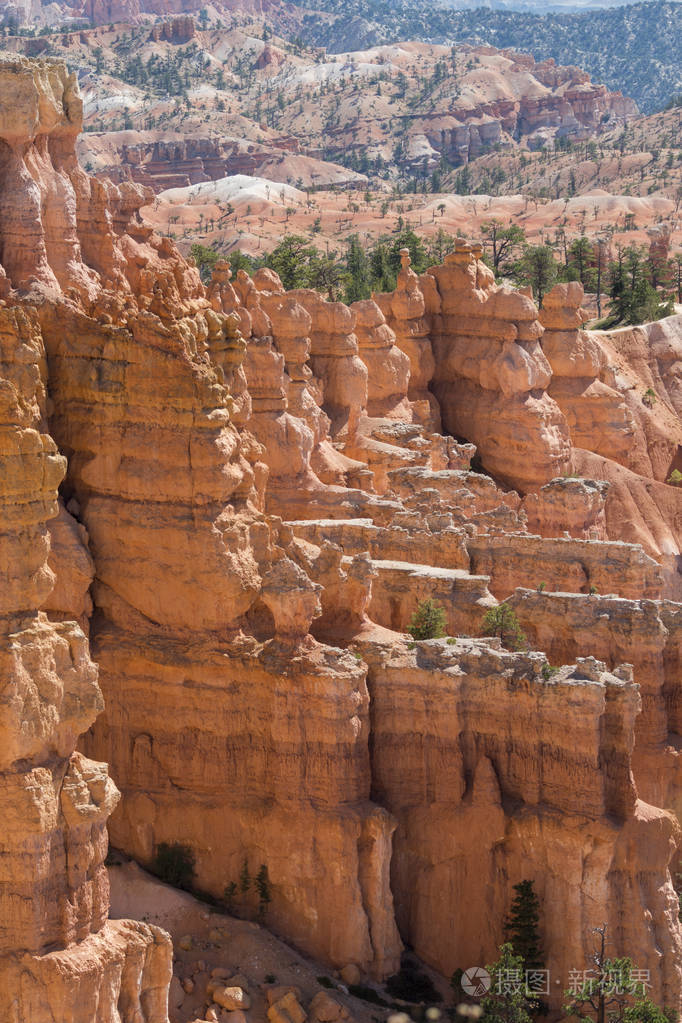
top-left (450, 967), bottom-right (464, 995)
top-left (152, 842), bottom-right (195, 890)
top-left (256, 864), bottom-right (272, 919)
top-left (668, 469), bottom-right (682, 486)
top-left (481, 603), bottom-right (526, 651)
top-left (224, 880), bottom-right (237, 911)
top-left (189, 242), bottom-right (220, 284)
top-left (408, 598), bottom-right (447, 640)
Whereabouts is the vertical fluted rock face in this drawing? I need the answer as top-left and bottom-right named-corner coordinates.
top-left (507, 589), bottom-right (682, 811)
top-left (6, 54), bottom-right (682, 1020)
top-left (357, 636), bottom-right (681, 1011)
top-left (374, 249), bottom-right (441, 430)
top-left (428, 243), bottom-right (571, 492)
top-left (14, 122), bottom-right (399, 973)
top-left (541, 287), bottom-right (682, 566)
top-left (0, 304), bottom-right (172, 1023)
top-left (0, 56), bottom-right (99, 298)
top-left (47, 291), bottom-right (401, 975)
top-left (541, 282), bottom-right (651, 474)
top-left (40, 301), bottom-right (263, 632)
top-left (211, 262), bottom-right (370, 499)
top-left (289, 288), bottom-right (368, 438)
top-left (351, 298), bottom-right (411, 419)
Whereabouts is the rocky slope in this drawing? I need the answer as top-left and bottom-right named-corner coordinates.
top-left (293, 0), bottom-right (682, 114)
top-left (0, 22), bottom-right (637, 187)
top-left (443, 102), bottom-right (682, 202)
top-left (0, 0), bottom-right (678, 114)
top-left (5, 52), bottom-right (682, 1023)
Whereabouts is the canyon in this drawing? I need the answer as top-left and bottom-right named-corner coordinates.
top-left (2, 14), bottom-right (678, 269)
top-left (4, 51), bottom-right (682, 1023)
top-left (0, 21), bottom-right (641, 189)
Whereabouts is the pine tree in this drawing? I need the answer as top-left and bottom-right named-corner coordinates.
top-left (255, 864), bottom-right (272, 919)
top-left (408, 599), bottom-right (447, 641)
top-left (344, 234), bottom-right (371, 303)
top-left (515, 245), bottom-right (557, 308)
top-left (564, 925), bottom-right (673, 1023)
top-left (505, 880), bottom-right (544, 973)
top-left (482, 603), bottom-right (526, 651)
top-left (482, 944), bottom-right (537, 1023)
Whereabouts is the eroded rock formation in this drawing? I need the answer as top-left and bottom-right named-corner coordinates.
top-left (0, 297), bottom-right (171, 1021)
top-left (5, 52), bottom-right (682, 1023)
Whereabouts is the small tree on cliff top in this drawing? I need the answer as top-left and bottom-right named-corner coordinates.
top-left (482, 603), bottom-right (526, 651)
top-left (515, 245), bottom-right (557, 308)
top-left (408, 598), bottom-right (447, 640)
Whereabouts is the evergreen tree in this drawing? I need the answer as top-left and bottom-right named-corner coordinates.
top-left (564, 926), bottom-right (675, 1023)
top-left (608, 245), bottom-right (673, 325)
top-left (481, 220), bottom-right (526, 275)
top-left (567, 236), bottom-right (595, 289)
top-left (408, 599), bottom-right (447, 641)
top-left (505, 880), bottom-right (543, 973)
top-left (190, 243), bottom-right (220, 284)
top-left (453, 164), bottom-right (472, 195)
top-left (482, 603), bottom-right (526, 651)
top-left (515, 245), bottom-right (557, 308)
top-left (344, 234), bottom-right (371, 303)
top-left (229, 249), bottom-right (258, 275)
top-left (255, 864), bottom-right (272, 919)
top-left (608, 249), bottom-right (628, 322)
top-left (369, 240), bottom-right (395, 292)
top-left (481, 944), bottom-right (537, 1023)
top-left (239, 858), bottom-right (251, 894)
top-left (264, 235), bottom-right (314, 289)
top-left (428, 228), bottom-right (456, 265)
top-left (388, 229), bottom-right (429, 277)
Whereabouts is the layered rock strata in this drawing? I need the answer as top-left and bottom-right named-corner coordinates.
top-left (356, 636), bottom-right (681, 1009)
top-left (0, 301), bottom-right (171, 1021)
top-left (4, 52), bottom-right (682, 1022)
top-left (428, 242), bottom-right (572, 492)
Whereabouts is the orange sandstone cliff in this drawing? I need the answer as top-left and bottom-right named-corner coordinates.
top-left (4, 52), bottom-right (682, 1022)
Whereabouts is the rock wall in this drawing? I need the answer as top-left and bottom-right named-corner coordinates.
top-left (357, 636), bottom-right (681, 1009)
top-left (4, 52), bottom-right (682, 1022)
top-left (428, 242), bottom-right (571, 492)
top-left (0, 301), bottom-right (171, 1021)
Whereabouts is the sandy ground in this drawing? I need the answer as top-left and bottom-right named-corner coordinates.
top-left (108, 855), bottom-right (452, 1023)
top-left (141, 179), bottom-right (682, 262)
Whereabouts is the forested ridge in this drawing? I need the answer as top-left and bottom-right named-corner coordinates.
top-left (297, 0), bottom-right (682, 112)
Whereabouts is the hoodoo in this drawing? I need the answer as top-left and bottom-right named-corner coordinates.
top-left (3, 53), bottom-right (682, 1022)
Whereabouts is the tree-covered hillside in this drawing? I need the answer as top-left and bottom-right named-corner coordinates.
top-left (297, 0), bottom-right (682, 112)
